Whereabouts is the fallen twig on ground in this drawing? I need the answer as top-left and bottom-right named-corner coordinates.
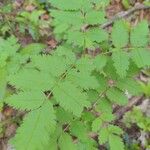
top-left (101, 3), bottom-right (150, 28)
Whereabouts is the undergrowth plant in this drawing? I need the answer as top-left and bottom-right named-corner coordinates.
top-left (0, 1), bottom-right (51, 39)
top-left (16, 10), bottom-right (51, 40)
top-left (124, 107), bottom-right (150, 132)
top-left (0, 0), bottom-right (150, 150)
top-left (0, 37), bottom-right (45, 107)
top-left (50, 0), bottom-right (109, 50)
top-left (123, 106), bottom-right (150, 149)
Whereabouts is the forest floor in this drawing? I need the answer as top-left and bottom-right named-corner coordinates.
top-left (0, 0), bottom-right (150, 150)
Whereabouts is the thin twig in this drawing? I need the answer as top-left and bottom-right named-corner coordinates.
top-left (101, 3), bottom-right (150, 29)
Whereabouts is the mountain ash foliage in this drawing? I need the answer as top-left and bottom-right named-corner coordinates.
top-left (0, 0), bottom-right (150, 150)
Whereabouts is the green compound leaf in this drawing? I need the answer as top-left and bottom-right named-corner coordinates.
top-left (131, 48), bottom-right (150, 68)
top-left (85, 11), bottom-right (106, 25)
top-left (49, 0), bottom-right (83, 10)
top-left (111, 20), bottom-right (129, 48)
top-left (0, 36), bottom-right (20, 68)
top-left (90, 0), bottom-right (110, 7)
top-left (11, 101), bottom-right (56, 150)
top-left (96, 98), bottom-right (112, 113)
top-left (130, 20), bottom-right (149, 47)
top-left (86, 29), bottom-right (108, 43)
top-left (106, 88), bottom-right (128, 105)
top-left (70, 121), bottom-right (88, 141)
top-left (53, 81), bottom-right (90, 117)
top-left (67, 29), bottom-right (108, 48)
top-left (99, 125), bottom-right (124, 149)
top-left (92, 113), bottom-right (115, 132)
top-left (116, 78), bottom-right (142, 95)
top-left (0, 36), bottom-right (20, 56)
top-left (8, 69), bottom-right (55, 91)
top-left (98, 127), bottom-right (109, 144)
top-left (31, 55), bottom-right (68, 77)
top-left (0, 67), bottom-right (7, 100)
top-left (21, 43), bottom-right (46, 55)
top-left (56, 107), bottom-right (73, 124)
top-left (109, 134), bottom-right (125, 150)
top-left (58, 133), bottom-right (77, 150)
top-left (51, 10), bottom-right (83, 27)
top-left (108, 125), bottom-right (123, 135)
top-left (92, 117), bottom-right (103, 132)
top-left (93, 55), bottom-right (107, 72)
top-left (66, 70), bottom-right (99, 90)
top-left (5, 92), bottom-right (46, 110)
top-left (112, 50), bottom-right (130, 78)
top-left (76, 56), bottom-right (95, 73)
top-left (67, 31), bottom-right (85, 47)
